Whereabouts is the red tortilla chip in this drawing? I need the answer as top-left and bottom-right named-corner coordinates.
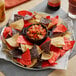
top-left (40, 37), bottom-right (51, 47)
top-left (17, 58), bottom-right (27, 65)
top-left (18, 10), bottom-right (32, 16)
top-left (42, 61), bottom-right (57, 68)
top-left (3, 27), bottom-right (12, 38)
top-left (17, 35), bottom-right (33, 45)
top-left (17, 48), bottom-right (31, 65)
top-left (50, 45), bottom-right (60, 52)
top-left (47, 16), bottom-right (59, 30)
top-left (46, 16), bottom-right (50, 19)
top-left (59, 49), bottom-right (66, 57)
top-left (51, 16), bottom-right (59, 25)
top-left (50, 45), bottom-right (65, 56)
top-left (42, 61), bottom-right (51, 68)
top-left (53, 24), bottom-right (67, 33)
top-left (63, 37), bottom-right (75, 51)
top-left (48, 51), bottom-right (60, 64)
top-left (22, 48), bottom-right (31, 65)
top-left (24, 21), bottom-right (32, 28)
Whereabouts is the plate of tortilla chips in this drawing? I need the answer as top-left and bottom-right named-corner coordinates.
top-left (1, 10), bottom-right (75, 70)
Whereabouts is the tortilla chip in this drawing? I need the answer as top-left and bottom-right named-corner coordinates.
top-left (30, 45), bottom-right (39, 59)
top-left (51, 37), bottom-right (65, 47)
top-left (36, 45), bottom-right (43, 55)
top-left (41, 41), bottom-right (51, 53)
top-left (53, 24), bottom-right (67, 33)
top-left (41, 52), bottom-right (53, 60)
top-left (21, 44), bottom-right (33, 52)
top-left (27, 59), bottom-right (37, 68)
top-left (6, 33), bottom-right (19, 47)
top-left (10, 19), bottom-right (24, 31)
top-left (14, 14), bottom-right (23, 21)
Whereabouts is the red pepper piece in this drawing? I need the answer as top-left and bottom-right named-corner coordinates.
top-left (3, 27), bottom-right (12, 38)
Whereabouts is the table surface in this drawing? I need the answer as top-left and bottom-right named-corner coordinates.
top-left (0, 0), bottom-right (76, 76)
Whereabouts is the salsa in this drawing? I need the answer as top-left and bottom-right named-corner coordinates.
top-left (27, 25), bottom-right (47, 40)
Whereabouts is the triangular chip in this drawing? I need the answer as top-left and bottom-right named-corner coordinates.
top-left (48, 51), bottom-right (60, 64)
top-left (22, 48), bottom-right (31, 65)
top-left (24, 15), bottom-right (33, 20)
top-left (41, 52), bottom-right (53, 60)
top-left (18, 10), bottom-right (32, 16)
top-left (63, 37), bottom-right (75, 51)
top-left (27, 59), bottom-right (37, 68)
top-left (9, 47), bottom-right (23, 58)
top-left (21, 44), bottom-right (33, 52)
top-left (14, 14), bottom-right (23, 21)
top-left (40, 37), bottom-right (51, 47)
top-left (41, 41), bottom-right (51, 53)
top-left (48, 16), bottom-right (59, 30)
top-left (40, 17), bottom-right (51, 25)
top-left (3, 27), bottom-right (12, 38)
top-left (36, 45), bottom-right (43, 55)
top-left (17, 35), bottom-right (33, 45)
top-left (63, 32), bottom-right (71, 39)
top-left (51, 37), bottom-right (65, 47)
top-left (6, 33), bottom-right (19, 47)
top-left (53, 24), bottom-right (67, 33)
top-left (42, 61), bottom-right (57, 68)
top-left (17, 48), bottom-right (31, 66)
top-left (10, 19), bottom-right (24, 31)
top-left (30, 45), bottom-right (39, 59)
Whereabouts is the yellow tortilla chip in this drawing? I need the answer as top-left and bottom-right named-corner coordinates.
top-left (51, 37), bottom-right (65, 47)
top-left (10, 19), bottom-right (24, 31)
top-left (41, 52), bottom-right (53, 60)
top-left (21, 44), bottom-right (33, 52)
top-left (6, 33), bottom-right (19, 47)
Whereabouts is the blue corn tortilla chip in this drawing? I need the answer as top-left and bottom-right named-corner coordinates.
top-left (30, 44), bottom-right (39, 59)
top-left (9, 47), bottom-right (23, 58)
top-left (40, 17), bottom-right (51, 25)
top-left (14, 14), bottom-right (23, 21)
top-left (41, 41), bottom-right (51, 54)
